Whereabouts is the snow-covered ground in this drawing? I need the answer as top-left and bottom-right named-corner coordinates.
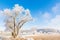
top-left (0, 28), bottom-right (60, 40)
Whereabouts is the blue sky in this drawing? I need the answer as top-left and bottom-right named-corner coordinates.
top-left (0, 0), bottom-right (59, 11)
top-left (0, 0), bottom-right (60, 30)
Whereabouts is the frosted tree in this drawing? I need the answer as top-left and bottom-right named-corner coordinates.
top-left (3, 4), bottom-right (32, 38)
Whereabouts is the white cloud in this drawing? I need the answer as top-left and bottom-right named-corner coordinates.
top-left (47, 3), bottom-right (60, 29)
top-left (51, 15), bottom-right (60, 24)
top-left (52, 3), bottom-right (60, 15)
top-left (42, 12), bottom-right (52, 23)
top-left (42, 3), bottom-right (60, 30)
top-left (32, 3), bottom-right (60, 30)
top-left (42, 12), bottom-right (51, 20)
top-left (0, 10), bottom-right (3, 16)
top-left (0, 10), bottom-right (3, 13)
top-left (35, 15), bottom-right (60, 29)
top-left (46, 15), bottom-right (60, 29)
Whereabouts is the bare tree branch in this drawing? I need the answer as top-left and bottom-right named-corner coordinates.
top-left (3, 4), bottom-right (33, 38)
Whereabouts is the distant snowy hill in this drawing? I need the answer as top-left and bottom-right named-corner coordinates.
top-left (36, 28), bottom-right (60, 33)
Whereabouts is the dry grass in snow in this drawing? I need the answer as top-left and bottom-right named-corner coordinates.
top-left (25, 33), bottom-right (60, 40)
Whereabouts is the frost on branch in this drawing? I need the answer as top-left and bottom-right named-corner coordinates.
top-left (3, 4), bottom-right (33, 38)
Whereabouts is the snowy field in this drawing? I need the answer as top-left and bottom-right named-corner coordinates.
top-left (0, 33), bottom-right (60, 40)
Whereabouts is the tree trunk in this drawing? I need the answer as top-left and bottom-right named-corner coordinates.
top-left (12, 32), bottom-right (17, 38)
